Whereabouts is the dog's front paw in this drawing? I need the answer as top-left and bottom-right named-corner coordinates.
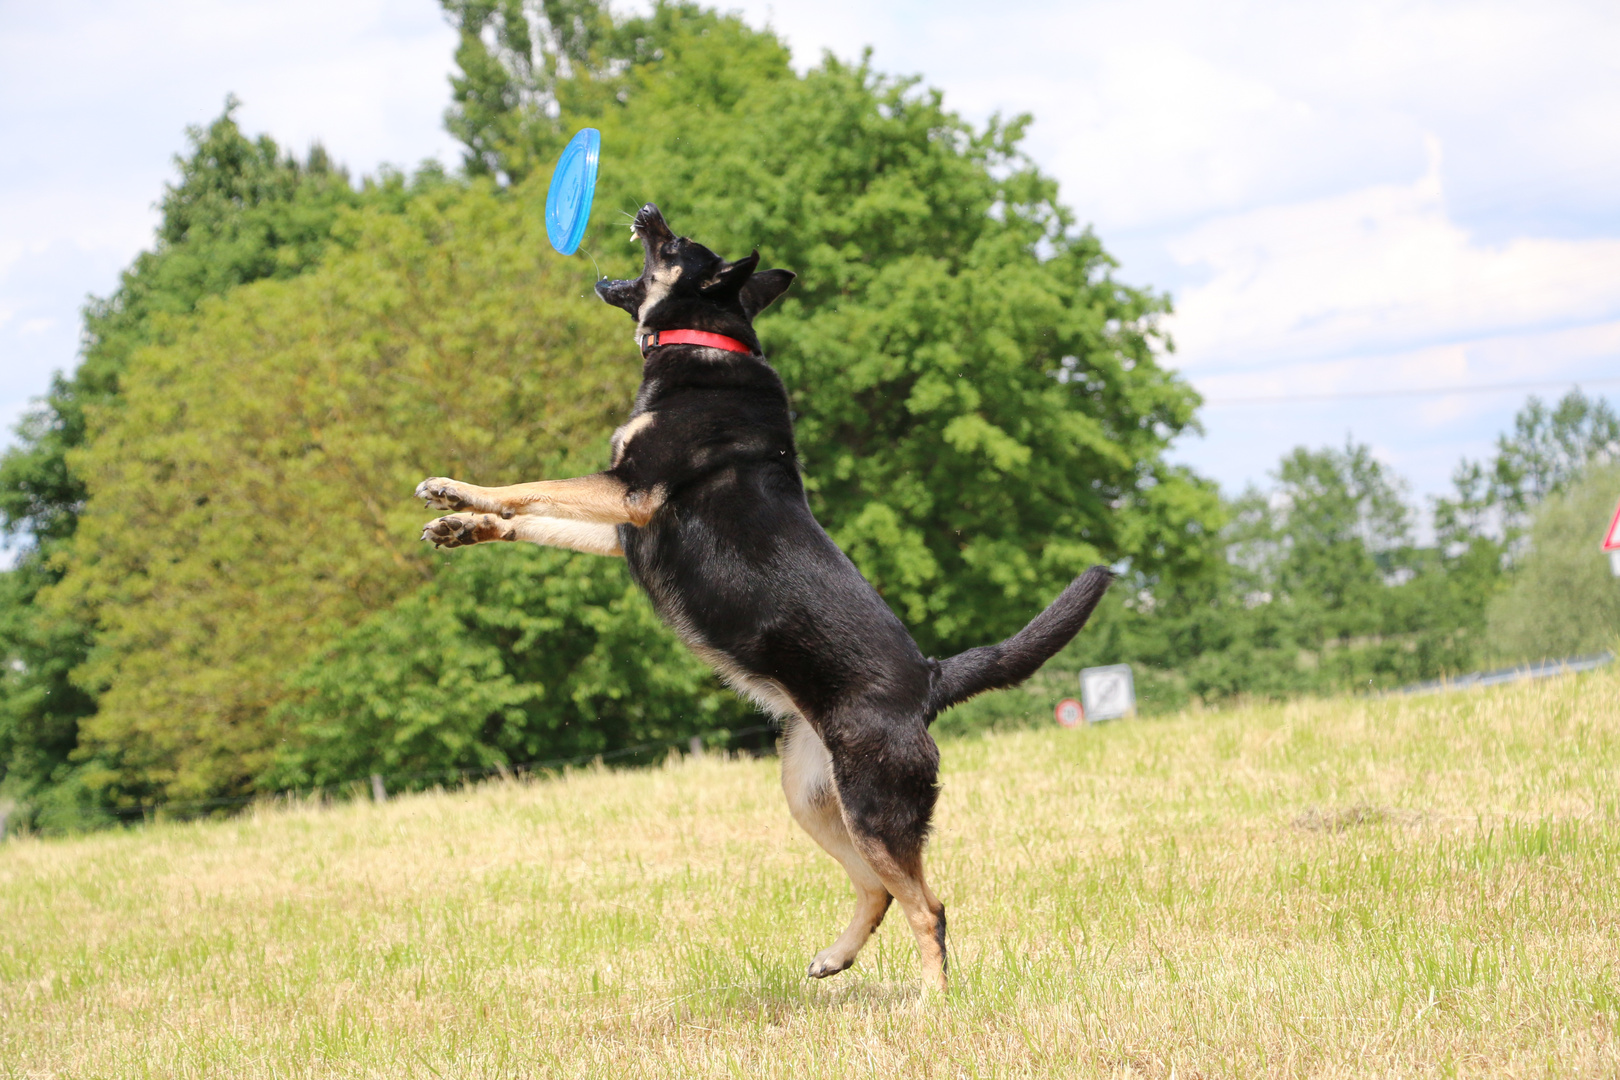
top-left (421, 513), bottom-right (509, 549)
top-left (415, 477), bottom-right (475, 512)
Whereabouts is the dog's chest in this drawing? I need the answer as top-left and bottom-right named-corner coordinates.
top-left (610, 411), bottom-right (655, 467)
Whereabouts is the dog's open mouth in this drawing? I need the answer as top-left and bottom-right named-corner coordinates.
top-left (630, 203), bottom-right (674, 246)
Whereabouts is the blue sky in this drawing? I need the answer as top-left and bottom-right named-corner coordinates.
top-left (2, 0), bottom-right (1618, 513)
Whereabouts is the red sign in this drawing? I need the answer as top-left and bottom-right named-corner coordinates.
top-left (1055, 698), bottom-right (1083, 728)
top-left (1605, 499), bottom-right (1620, 552)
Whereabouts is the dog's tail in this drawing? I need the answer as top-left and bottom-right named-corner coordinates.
top-left (927, 565), bottom-right (1115, 717)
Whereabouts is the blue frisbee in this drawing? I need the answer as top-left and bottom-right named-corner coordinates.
top-left (545, 128), bottom-right (600, 256)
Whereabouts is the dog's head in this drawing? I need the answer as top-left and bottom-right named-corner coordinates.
top-left (594, 204), bottom-right (795, 350)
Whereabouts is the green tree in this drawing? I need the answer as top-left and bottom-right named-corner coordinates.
top-left (440, 0), bottom-right (1221, 654)
top-left (47, 182), bottom-right (633, 807)
top-left (0, 101), bottom-right (388, 819)
top-left (1486, 462), bottom-right (1620, 661)
top-left (442, 0), bottom-right (624, 180)
top-left (1262, 442), bottom-right (1412, 644)
top-left (1437, 388), bottom-right (1620, 549)
top-left (268, 544), bottom-right (749, 791)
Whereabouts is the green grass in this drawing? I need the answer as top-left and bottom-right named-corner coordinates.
top-left (4, 669), bottom-right (1619, 1077)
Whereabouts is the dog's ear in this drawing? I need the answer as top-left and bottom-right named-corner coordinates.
top-left (595, 276), bottom-right (644, 315)
top-left (740, 268), bottom-right (795, 318)
top-left (699, 251), bottom-right (760, 299)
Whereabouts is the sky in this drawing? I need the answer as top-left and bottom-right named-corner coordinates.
top-left (3, 0), bottom-right (1618, 514)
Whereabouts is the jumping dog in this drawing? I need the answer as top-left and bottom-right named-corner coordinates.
top-left (416, 204), bottom-right (1113, 992)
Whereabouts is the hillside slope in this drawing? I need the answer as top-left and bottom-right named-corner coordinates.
top-left (3, 670), bottom-right (1618, 1078)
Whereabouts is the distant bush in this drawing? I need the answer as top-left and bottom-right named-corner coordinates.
top-left (267, 545), bottom-right (751, 792)
top-left (1487, 462), bottom-right (1620, 662)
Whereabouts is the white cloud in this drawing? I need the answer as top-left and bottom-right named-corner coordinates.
top-left (1166, 139), bottom-right (1620, 372)
top-left (0, 0), bottom-right (459, 427)
top-left (729, 0), bottom-right (1620, 232)
top-left (1180, 317), bottom-right (1620, 499)
top-left (1192, 319), bottom-right (1620, 405)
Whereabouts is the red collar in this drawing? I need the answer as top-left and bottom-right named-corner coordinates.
top-left (638, 328), bottom-right (754, 357)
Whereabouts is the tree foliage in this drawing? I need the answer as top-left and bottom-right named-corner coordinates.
top-left (441, 0), bottom-right (1219, 653)
top-left (268, 544), bottom-right (749, 791)
top-left (1437, 388), bottom-right (1620, 549)
top-left (48, 184), bottom-right (633, 805)
top-left (1249, 442), bottom-right (1414, 641)
top-left (0, 102), bottom-right (386, 812)
top-left (1486, 462), bottom-right (1620, 661)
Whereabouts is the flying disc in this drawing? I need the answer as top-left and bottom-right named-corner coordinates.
top-left (545, 128), bottom-right (600, 256)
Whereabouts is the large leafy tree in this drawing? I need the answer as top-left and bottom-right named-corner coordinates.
top-left (1256, 442), bottom-right (1413, 644)
top-left (0, 102), bottom-right (382, 817)
top-left (440, 0), bottom-right (1221, 653)
top-left (48, 184), bottom-right (635, 806)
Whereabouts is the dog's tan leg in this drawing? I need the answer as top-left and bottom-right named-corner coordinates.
top-left (781, 717), bottom-right (893, 979)
top-left (421, 513), bottom-right (624, 556)
top-left (415, 473), bottom-right (665, 527)
top-left (508, 516), bottom-right (623, 555)
top-left (843, 827), bottom-right (948, 994)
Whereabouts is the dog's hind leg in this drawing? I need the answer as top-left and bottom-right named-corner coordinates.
top-left (830, 717), bottom-right (949, 993)
top-left (780, 716), bottom-right (892, 979)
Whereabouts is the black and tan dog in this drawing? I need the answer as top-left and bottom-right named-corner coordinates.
top-left (416, 204), bottom-right (1112, 992)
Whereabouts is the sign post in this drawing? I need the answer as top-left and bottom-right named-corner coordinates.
top-left (1604, 498), bottom-right (1620, 578)
top-left (1079, 664), bottom-right (1136, 722)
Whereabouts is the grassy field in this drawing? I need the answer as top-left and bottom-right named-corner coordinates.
top-left (3, 669), bottom-right (1619, 1078)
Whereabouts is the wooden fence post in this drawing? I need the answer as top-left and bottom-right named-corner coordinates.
top-left (370, 774), bottom-right (387, 803)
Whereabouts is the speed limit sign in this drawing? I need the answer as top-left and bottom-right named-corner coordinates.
top-left (1055, 698), bottom-right (1083, 728)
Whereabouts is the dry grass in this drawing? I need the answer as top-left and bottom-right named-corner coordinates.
top-left (3, 669), bottom-right (1619, 1078)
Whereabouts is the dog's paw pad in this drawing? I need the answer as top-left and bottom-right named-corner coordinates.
top-left (422, 513), bottom-right (505, 549)
top-left (415, 477), bottom-right (471, 512)
top-left (422, 515), bottom-right (470, 548)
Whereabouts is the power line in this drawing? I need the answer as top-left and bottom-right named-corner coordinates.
top-left (1203, 374), bottom-right (1620, 406)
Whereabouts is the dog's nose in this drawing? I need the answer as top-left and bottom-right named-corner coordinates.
top-left (635, 203), bottom-right (672, 240)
